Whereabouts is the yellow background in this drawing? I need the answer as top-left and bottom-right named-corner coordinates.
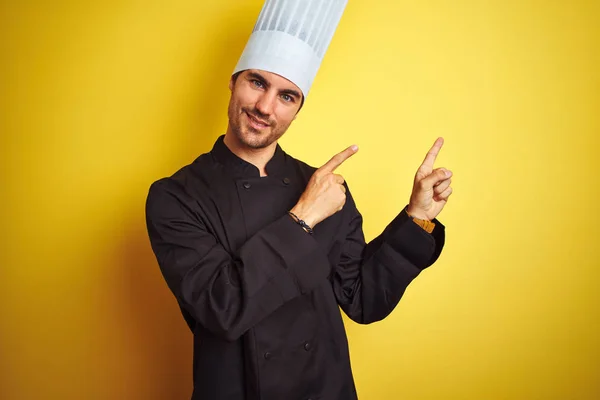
top-left (2, 1), bottom-right (599, 399)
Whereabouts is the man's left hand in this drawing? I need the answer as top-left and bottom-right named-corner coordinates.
top-left (406, 137), bottom-right (453, 221)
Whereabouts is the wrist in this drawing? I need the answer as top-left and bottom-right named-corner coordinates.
top-left (288, 210), bottom-right (314, 234)
top-left (290, 203), bottom-right (318, 228)
top-left (405, 205), bottom-right (430, 221)
top-left (405, 206), bottom-right (436, 233)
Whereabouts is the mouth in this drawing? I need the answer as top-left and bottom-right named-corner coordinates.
top-left (245, 111), bottom-right (270, 130)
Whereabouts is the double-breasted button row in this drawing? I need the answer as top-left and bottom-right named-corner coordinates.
top-left (241, 178), bottom-right (290, 189)
top-left (263, 342), bottom-right (310, 361)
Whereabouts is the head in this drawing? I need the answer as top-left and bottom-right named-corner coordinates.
top-left (226, 69), bottom-right (304, 150)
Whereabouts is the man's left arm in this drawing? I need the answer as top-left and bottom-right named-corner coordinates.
top-left (331, 137), bottom-right (452, 323)
top-left (331, 193), bottom-right (444, 324)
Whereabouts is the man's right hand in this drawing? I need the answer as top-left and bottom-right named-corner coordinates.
top-left (290, 145), bottom-right (359, 228)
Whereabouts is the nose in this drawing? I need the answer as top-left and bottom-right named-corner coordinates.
top-left (255, 90), bottom-right (276, 117)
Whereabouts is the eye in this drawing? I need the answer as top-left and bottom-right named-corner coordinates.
top-left (251, 79), bottom-right (264, 88)
top-left (281, 94), bottom-right (293, 103)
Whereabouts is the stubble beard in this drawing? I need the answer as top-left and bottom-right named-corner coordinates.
top-left (228, 101), bottom-right (287, 150)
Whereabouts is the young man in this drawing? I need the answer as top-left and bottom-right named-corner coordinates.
top-left (145, 1), bottom-right (452, 399)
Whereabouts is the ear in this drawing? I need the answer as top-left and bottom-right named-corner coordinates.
top-left (229, 76), bottom-right (234, 91)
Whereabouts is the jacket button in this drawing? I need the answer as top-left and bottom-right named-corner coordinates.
top-left (264, 352), bottom-right (272, 360)
top-left (282, 177), bottom-right (291, 185)
top-left (303, 342), bottom-right (311, 351)
top-left (243, 182), bottom-right (251, 189)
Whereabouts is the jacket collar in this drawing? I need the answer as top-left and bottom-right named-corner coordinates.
top-left (210, 135), bottom-right (288, 178)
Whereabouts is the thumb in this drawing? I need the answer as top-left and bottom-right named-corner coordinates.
top-left (419, 168), bottom-right (452, 190)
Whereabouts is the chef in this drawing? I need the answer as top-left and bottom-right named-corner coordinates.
top-left (145, 0), bottom-right (453, 399)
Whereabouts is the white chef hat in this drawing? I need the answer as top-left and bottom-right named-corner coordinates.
top-left (233, 0), bottom-right (348, 97)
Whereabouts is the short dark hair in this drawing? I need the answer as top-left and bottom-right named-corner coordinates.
top-left (231, 71), bottom-right (242, 84)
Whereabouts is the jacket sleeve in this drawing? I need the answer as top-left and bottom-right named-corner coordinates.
top-left (145, 179), bottom-right (330, 341)
top-left (331, 189), bottom-right (445, 324)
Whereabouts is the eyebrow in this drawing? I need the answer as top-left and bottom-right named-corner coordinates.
top-left (247, 72), bottom-right (302, 100)
top-left (280, 88), bottom-right (302, 100)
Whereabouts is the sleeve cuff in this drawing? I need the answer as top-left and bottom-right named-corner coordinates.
top-left (382, 209), bottom-right (445, 269)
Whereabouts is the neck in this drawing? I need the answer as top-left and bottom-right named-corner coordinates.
top-left (223, 130), bottom-right (277, 177)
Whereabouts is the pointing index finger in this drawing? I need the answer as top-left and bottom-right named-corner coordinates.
top-left (319, 145), bottom-right (359, 173)
top-left (421, 137), bottom-right (444, 170)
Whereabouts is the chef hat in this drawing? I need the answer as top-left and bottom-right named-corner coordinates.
top-left (233, 0), bottom-right (348, 97)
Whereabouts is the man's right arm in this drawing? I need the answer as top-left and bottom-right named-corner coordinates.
top-left (145, 179), bottom-right (329, 342)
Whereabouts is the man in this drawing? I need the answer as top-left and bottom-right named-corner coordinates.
top-left (145, 1), bottom-right (452, 399)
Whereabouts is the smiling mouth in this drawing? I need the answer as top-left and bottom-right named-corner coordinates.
top-left (245, 112), bottom-right (270, 129)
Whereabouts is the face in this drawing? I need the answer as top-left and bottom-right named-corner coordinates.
top-left (226, 69), bottom-right (303, 150)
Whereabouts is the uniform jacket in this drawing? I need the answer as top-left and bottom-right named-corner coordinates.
top-left (145, 136), bottom-right (445, 400)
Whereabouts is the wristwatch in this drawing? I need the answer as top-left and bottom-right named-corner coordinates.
top-left (405, 207), bottom-right (436, 233)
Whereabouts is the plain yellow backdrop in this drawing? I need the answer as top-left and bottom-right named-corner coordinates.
top-left (2, 1), bottom-right (599, 399)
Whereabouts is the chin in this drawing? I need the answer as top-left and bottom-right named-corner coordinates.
top-left (239, 127), bottom-right (279, 149)
top-left (241, 135), bottom-right (273, 149)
